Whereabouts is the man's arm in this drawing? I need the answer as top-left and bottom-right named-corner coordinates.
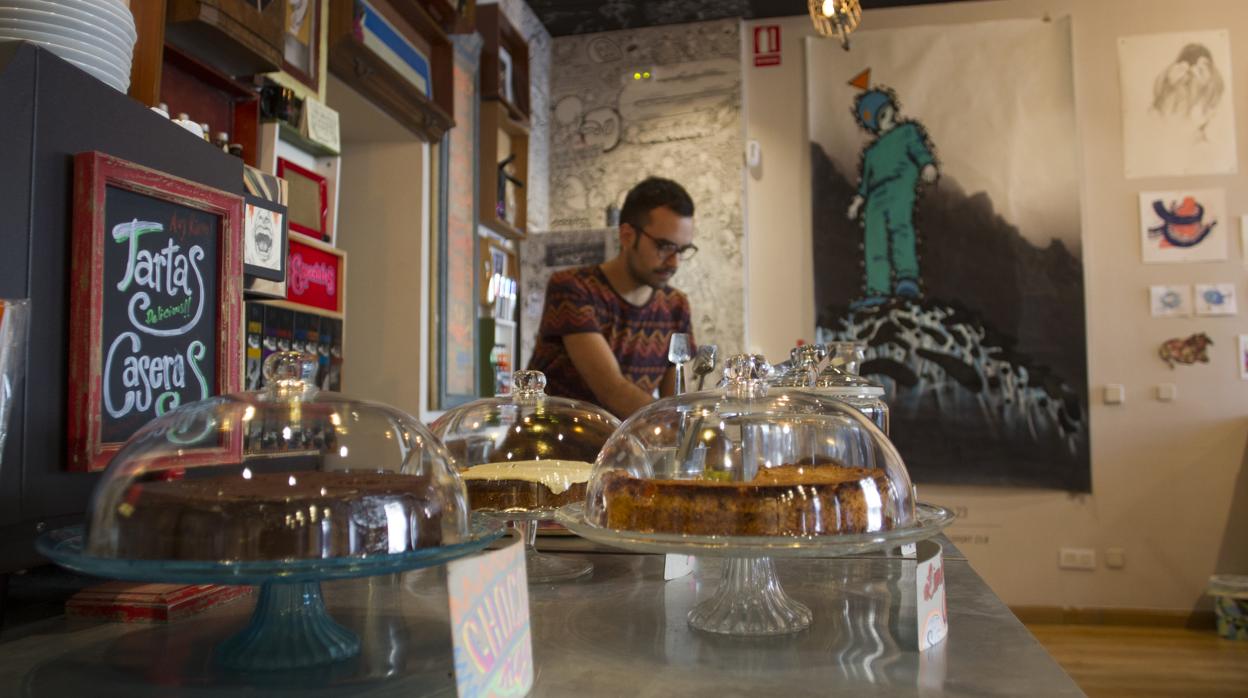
top-left (562, 332), bottom-right (658, 418)
top-left (658, 365), bottom-right (677, 397)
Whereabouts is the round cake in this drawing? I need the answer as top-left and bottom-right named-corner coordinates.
top-left (102, 470), bottom-right (449, 560)
top-left (460, 459), bottom-right (591, 513)
top-left (592, 463), bottom-right (899, 536)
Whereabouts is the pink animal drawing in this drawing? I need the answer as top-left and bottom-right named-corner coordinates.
top-left (1159, 332), bottom-right (1213, 368)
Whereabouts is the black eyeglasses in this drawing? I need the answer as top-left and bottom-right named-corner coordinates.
top-left (638, 228), bottom-right (698, 261)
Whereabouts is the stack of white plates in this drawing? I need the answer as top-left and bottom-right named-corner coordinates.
top-left (0, 0), bottom-right (136, 92)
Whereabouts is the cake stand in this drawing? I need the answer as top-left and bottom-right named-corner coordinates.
top-left (500, 508), bottom-right (593, 584)
top-left (36, 513), bottom-right (506, 671)
top-left (556, 502), bottom-right (954, 636)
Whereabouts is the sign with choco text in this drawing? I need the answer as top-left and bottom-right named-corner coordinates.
top-left (285, 235), bottom-right (345, 314)
top-left (447, 539), bottom-right (533, 698)
top-left (68, 152), bottom-right (243, 471)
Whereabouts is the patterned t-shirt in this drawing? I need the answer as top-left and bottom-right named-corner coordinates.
top-left (527, 265), bottom-right (695, 406)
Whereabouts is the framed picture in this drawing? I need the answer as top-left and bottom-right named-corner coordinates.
top-left (498, 44), bottom-right (514, 103)
top-left (480, 238), bottom-right (508, 307)
top-left (356, 0), bottom-right (432, 98)
top-left (285, 235), bottom-right (346, 315)
top-left (277, 157), bottom-right (329, 242)
top-left (244, 194), bottom-right (289, 282)
top-left (1240, 335), bottom-right (1248, 380)
top-left (1194, 283), bottom-right (1238, 316)
top-left (68, 152), bottom-right (244, 472)
top-left (283, 0), bottom-right (321, 91)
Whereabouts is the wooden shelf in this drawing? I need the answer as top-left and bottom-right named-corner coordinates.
top-left (164, 0), bottom-right (284, 77)
top-left (327, 0), bottom-right (455, 143)
top-left (479, 100), bottom-right (528, 239)
top-left (477, 4), bottom-right (529, 120)
top-left (159, 43), bottom-right (261, 167)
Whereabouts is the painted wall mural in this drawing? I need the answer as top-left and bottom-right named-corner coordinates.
top-left (808, 18), bottom-right (1090, 492)
top-left (538, 18), bottom-right (746, 363)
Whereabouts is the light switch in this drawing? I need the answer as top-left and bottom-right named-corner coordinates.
top-left (1103, 384), bottom-right (1125, 405)
top-left (1157, 383), bottom-right (1177, 401)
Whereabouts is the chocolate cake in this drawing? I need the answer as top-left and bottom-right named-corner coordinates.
top-left (460, 460), bottom-right (591, 513)
top-left (104, 470), bottom-right (449, 560)
top-left (593, 463), bottom-right (900, 536)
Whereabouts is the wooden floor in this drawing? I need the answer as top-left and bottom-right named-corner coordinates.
top-left (1025, 623), bottom-right (1248, 697)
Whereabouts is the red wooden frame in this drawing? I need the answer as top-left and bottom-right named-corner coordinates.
top-left (277, 157), bottom-right (329, 242)
top-left (68, 152), bottom-right (244, 472)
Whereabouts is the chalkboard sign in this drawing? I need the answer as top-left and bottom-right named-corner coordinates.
top-left (68, 152), bottom-right (244, 472)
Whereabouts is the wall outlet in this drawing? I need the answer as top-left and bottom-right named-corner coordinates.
top-left (1105, 547), bottom-right (1126, 569)
top-left (1103, 384), bottom-right (1125, 405)
top-left (1058, 547), bottom-right (1096, 570)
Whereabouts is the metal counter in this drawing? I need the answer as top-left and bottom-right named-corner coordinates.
top-left (0, 541), bottom-right (1081, 696)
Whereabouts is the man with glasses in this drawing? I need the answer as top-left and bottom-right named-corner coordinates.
top-left (528, 177), bottom-right (697, 418)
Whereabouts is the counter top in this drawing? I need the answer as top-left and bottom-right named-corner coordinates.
top-left (0, 542), bottom-right (1079, 696)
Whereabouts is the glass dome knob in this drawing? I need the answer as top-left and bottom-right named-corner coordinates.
top-left (723, 354), bottom-right (773, 387)
top-left (262, 351), bottom-right (319, 392)
top-left (512, 370), bottom-right (547, 398)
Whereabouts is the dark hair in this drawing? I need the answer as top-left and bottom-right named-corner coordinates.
top-left (619, 177), bottom-right (694, 233)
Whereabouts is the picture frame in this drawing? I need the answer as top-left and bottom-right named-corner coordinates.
top-left (355, 0), bottom-right (433, 98)
top-left (243, 194), bottom-right (289, 282)
top-left (68, 152), bottom-right (244, 472)
top-left (277, 157), bottom-right (329, 242)
top-left (498, 44), bottom-right (514, 104)
top-left (479, 237), bottom-right (509, 307)
top-left (1240, 335), bottom-right (1248, 380)
top-left (283, 0), bottom-right (321, 92)
top-left (283, 234), bottom-right (347, 316)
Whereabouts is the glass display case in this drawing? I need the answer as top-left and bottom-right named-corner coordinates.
top-left (432, 370), bottom-right (620, 582)
top-left (39, 352), bottom-right (503, 670)
top-left (559, 354), bottom-right (952, 635)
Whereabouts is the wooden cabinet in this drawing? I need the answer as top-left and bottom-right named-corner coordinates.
top-left (164, 0), bottom-right (286, 76)
top-left (476, 4), bottom-right (529, 240)
top-left (326, 0), bottom-right (455, 143)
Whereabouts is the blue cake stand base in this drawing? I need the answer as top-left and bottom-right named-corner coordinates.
top-left (215, 581), bottom-right (361, 671)
top-left (37, 515), bottom-right (506, 672)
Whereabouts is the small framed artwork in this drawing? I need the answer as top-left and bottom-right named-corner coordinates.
top-left (356, 0), bottom-right (432, 97)
top-left (68, 152), bottom-right (244, 472)
top-left (499, 44), bottom-right (514, 103)
top-left (1149, 285), bottom-right (1191, 317)
top-left (1194, 283), bottom-right (1237, 316)
top-left (283, 0), bottom-right (321, 91)
top-left (285, 235), bottom-right (346, 316)
top-left (1240, 335), bottom-right (1248, 380)
top-left (277, 157), bottom-right (328, 242)
top-left (480, 238), bottom-right (509, 307)
top-left (1139, 189), bottom-right (1228, 263)
top-left (244, 194), bottom-right (289, 282)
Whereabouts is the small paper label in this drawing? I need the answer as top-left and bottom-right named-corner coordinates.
top-left (664, 554), bottom-right (695, 580)
top-left (900, 542), bottom-right (917, 558)
top-left (302, 98), bottom-right (341, 154)
top-left (916, 540), bottom-right (948, 650)
top-left (447, 540), bottom-right (534, 698)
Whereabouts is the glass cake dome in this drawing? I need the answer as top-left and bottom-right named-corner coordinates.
top-left (584, 354), bottom-right (915, 538)
top-left (431, 369), bottom-right (620, 581)
top-left (84, 352), bottom-right (470, 562)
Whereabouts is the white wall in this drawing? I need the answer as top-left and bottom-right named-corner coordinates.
top-left (744, 0), bottom-right (1248, 610)
top-left (328, 76), bottom-right (428, 420)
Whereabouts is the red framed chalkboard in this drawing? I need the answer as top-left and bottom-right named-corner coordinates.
top-left (68, 152), bottom-right (244, 472)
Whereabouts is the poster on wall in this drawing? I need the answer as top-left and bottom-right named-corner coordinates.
top-left (1194, 283), bottom-right (1237, 316)
top-left (1118, 30), bottom-right (1237, 179)
top-left (1138, 188), bottom-right (1227, 263)
top-left (807, 18), bottom-right (1090, 492)
top-left (1150, 285), bottom-right (1192, 317)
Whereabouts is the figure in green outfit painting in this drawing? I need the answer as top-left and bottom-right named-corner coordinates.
top-left (846, 80), bottom-right (939, 309)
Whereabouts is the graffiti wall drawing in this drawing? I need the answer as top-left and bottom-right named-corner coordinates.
top-left (1138, 188), bottom-right (1227, 263)
top-left (542, 19), bottom-right (745, 361)
top-left (1118, 30), bottom-right (1237, 179)
top-left (807, 18), bottom-right (1090, 491)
